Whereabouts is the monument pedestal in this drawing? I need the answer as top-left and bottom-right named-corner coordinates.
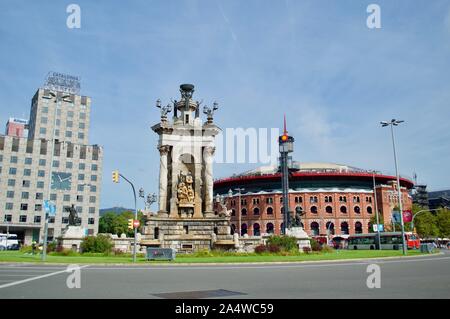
top-left (57, 226), bottom-right (86, 252)
top-left (286, 227), bottom-right (311, 251)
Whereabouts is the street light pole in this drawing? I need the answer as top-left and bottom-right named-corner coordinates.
top-left (381, 119), bottom-right (406, 255)
top-left (372, 171), bottom-right (381, 250)
top-left (119, 173), bottom-right (138, 262)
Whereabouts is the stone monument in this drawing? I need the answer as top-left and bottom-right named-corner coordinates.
top-left (141, 84), bottom-right (234, 252)
top-left (57, 204), bottom-right (86, 252)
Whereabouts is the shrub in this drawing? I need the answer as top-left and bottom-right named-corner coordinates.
top-left (20, 245), bottom-right (32, 253)
top-left (310, 239), bottom-right (322, 252)
top-left (255, 245), bottom-right (267, 254)
top-left (267, 244), bottom-right (281, 253)
top-left (303, 247), bottom-right (312, 254)
top-left (46, 241), bottom-right (57, 253)
top-left (321, 245), bottom-right (334, 253)
top-left (49, 249), bottom-right (79, 256)
top-left (80, 234), bottom-right (113, 253)
top-left (267, 235), bottom-right (298, 251)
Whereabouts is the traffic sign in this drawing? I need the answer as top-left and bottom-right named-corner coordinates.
top-left (403, 210), bottom-right (412, 223)
top-left (133, 220), bottom-right (140, 228)
top-left (43, 200), bottom-right (56, 216)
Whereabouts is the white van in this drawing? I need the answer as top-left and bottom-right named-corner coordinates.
top-left (0, 233), bottom-right (19, 250)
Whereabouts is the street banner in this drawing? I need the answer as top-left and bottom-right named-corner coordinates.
top-left (43, 200), bottom-right (56, 216)
top-left (403, 210), bottom-right (413, 223)
top-left (392, 211), bottom-right (401, 223)
top-left (373, 224), bottom-right (384, 232)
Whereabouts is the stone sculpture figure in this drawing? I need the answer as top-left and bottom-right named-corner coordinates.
top-left (177, 171), bottom-right (195, 206)
top-left (67, 204), bottom-right (81, 226)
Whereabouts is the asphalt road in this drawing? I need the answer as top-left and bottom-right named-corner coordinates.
top-left (1, 251), bottom-right (449, 299)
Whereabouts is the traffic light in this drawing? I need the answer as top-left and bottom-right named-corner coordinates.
top-left (127, 219), bottom-right (133, 230)
top-left (112, 170), bottom-right (120, 183)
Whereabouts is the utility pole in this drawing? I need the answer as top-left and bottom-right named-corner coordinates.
top-left (234, 188), bottom-right (245, 236)
top-left (372, 171), bottom-right (381, 250)
top-left (381, 119), bottom-right (407, 255)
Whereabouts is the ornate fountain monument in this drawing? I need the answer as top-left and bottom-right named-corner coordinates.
top-left (141, 84), bottom-right (235, 252)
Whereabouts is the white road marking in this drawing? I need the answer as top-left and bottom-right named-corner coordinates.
top-left (0, 265), bottom-right (89, 289)
top-left (83, 256), bottom-right (450, 271)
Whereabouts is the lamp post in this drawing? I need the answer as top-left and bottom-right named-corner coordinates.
top-left (42, 91), bottom-right (70, 261)
top-left (380, 119), bottom-right (406, 255)
top-left (411, 209), bottom-right (440, 232)
top-left (372, 171), bottom-right (381, 250)
top-left (234, 188), bottom-right (245, 236)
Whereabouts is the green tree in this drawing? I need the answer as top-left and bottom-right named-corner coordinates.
top-left (414, 211), bottom-right (439, 238)
top-left (98, 210), bottom-right (145, 237)
top-left (98, 212), bottom-right (117, 234)
top-left (436, 208), bottom-right (450, 238)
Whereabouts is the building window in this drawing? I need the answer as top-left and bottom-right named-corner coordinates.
top-left (24, 168), bottom-right (31, 176)
top-left (19, 215), bottom-right (27, 223)
top-left (231, 209), bottom-right (236, 216)
top-left (68, 111), bottom-right (74, 118)
top-left (39, 159), bottom-right (46, 166)
top-left (295, 196), bottom-right (302, 203)
top-left (266, 223), bottom-right (274, 234)
top-left (89, 196), bottom-right (96, 203)
top-left (341, 222), bottom-right (349, 235)
top-left (23, 180), bottom-right (31, 188)
top-left (353, 196), bottom-right (360, 203)
top-left (65, 131), bottom-right (72, 138)
top-left (62, 217), bottom-right (69, 224)
top-left (20, 203), bottom-right (28, 211)
top-left (52, 160), bottom-right (59, 168)
top-left (50, 194), bottom-right (57, 201)
top-left (63, 194), bottom-right (71, 201)
top-left (90, 185), bottom-right (97, 192)
top-left (241, 208), bottom-right (247, 216)
top-left (266, 197), bottom-right (273, 204)
top-left (22, 192), bottom-right (29, 199)
top-left (310, 222), bottom-right (320, 236)
top-left (326, 206), bottom-right (333, 214)
top-left (42, 106), bottom-right (48, 113)
top-left (37, 181), bottom-right (44, 188)
top-left (76, 206), bottom-right (82, 214)
top-left (37, 170), bottom-right (45, 177)
top-left (253, 207), bottom-right (260, 215)
top-left (67, 120), bottom-right (73, 127)
top-left (367, 206), bottom-right (373, 214)
top-left (253, 223), bottom-right (261, 236)
top-left (241, 223), bottom-right (248, 236)
top-left (9, 167), bottom-right (17, 175)
top-left (66, 162), bottom-right (73, 169)
top-left (78, 132), bottom-right (84, 139)
top-left (91, 175), bottom-right (97, 182)
top-left (25, 157), bottom-right (32, 165)
top-left (10, 156), bottom-right (18, 163)
top-left (340, 206), bottom-right (347, 214)
top-left (79, 122), bottom-right (85, 129)
top-left (355, 222), bottom-right (363, 234)
top-left (354, 206), bottom-right (361, 214)
top-left (5, 203), bottom-right (13, 210)
top-left (89, 207), bottom-right (96, 214)
top-left (7, 191), bottom-right (14, 198)
top-left (36, 193), bottom-right (43, 200)
top-left (310, 206), bottom-right (318, 214)
top-left (79, 163), bottom-right (85, 170)
top-left (78, 174), bottom-right (85, 180)
top-left (49, 216), bottom-right (55, 223)
top-left (77, 195), bottom-right (83, 202)
top-left (88, 218), bottom-right (95, 225)
top-left (4, 214), bottom-right (12, 222)
top-left (339, 196), bottom-right (347, 203)
top-left (325, 196), bottom-right (333, 203)
top-left (40, 117), bottom-right (48, 124)
top-left (266, 207), bottom-right (273, 215)
top-left (39, 127), bottom-right (46, 135)
top-left (8, 179), bottom-right (15, 187)
top-left (35, 204), bottom-right (42, 211)
top-left (91, 164), bottom-right (98, 171)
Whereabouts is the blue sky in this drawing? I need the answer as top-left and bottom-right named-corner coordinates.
top-left (1, 0), bottom-right (450, 209)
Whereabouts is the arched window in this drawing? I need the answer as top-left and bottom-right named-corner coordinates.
top-left (355, 221), bottom-right (363, 234)
top-left (311, 206), bottom-right (318, 214)
top-left (326, 206), bottom-right (333, 214)
top-left (341, 222), bottom-right (349, 235)
top-left (154, 227), bottom-right (159, 239)
top-left (214, 227), bottom-right (218, 235)
top-left (266, 207), bottom-right (273, 215)
top-left (340, 206), bottom-right (347, 214)
top-left (231, 209), bottom-right (236, 216)
top-left (253, 223), bottom-right (260, 236)
top-left (310, 222), bottom-right (320, 236)
top-left (266, 223), bottom-right (274, 234)
top-left (241, 208), bottom-right (247, 216)
top-left (295, 206), bottom-right (303, 214)
top-left (253, 207), bottom-right (260, 215)
top-left (230, 224), bottom-right (236, 235)
top-left (354, 206), bottom-right (361, 214)
top-left (367, 206), bottom-right (373, 214)
top-left (241, 223), bottom-right (248, 236)
top-left (326, 222), bottom-right (335, 235)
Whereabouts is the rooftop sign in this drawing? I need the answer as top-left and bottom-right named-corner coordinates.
top-left (44, 71), bottom-right (81, 95)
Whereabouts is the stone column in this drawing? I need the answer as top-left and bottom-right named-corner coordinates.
top-left (204, 146), bottom-right (215, 213)
top-left (158, 145), bottom-right (170, 214)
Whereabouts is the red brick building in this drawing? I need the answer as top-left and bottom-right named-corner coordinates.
top-left (213, 162), bottom-right (413, 239)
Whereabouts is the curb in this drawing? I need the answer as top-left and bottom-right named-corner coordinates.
top-left (0, 252), bottom-right (444, 267)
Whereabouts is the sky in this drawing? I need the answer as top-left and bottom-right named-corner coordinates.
top-left (1, 0), bottom-right (450, 210)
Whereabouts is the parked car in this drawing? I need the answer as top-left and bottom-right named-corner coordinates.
top-left (0, 233), bottom-right (20, 250)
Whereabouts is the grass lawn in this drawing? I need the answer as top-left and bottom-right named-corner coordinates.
top-left (0, 249), bottom-right (428, 264)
